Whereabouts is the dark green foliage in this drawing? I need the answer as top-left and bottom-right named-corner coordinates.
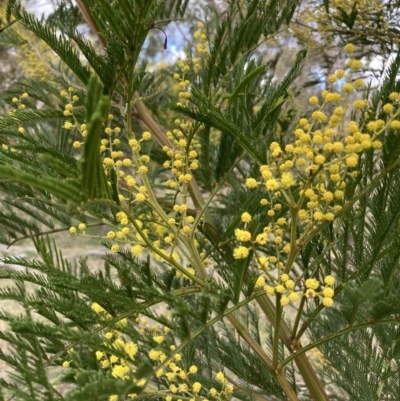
top-left (0, 1), bottom-right (400, 401)
top-left (81, 76), bottom-right (112, 202)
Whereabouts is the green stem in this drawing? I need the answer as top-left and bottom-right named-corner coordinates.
top-left (291, 295), bottom-right (306, 340)
top-left (257, 295), bottom-right (330, 401)
top-left (278, 318), bottom-right (400, 371)
top-left (227, 314), bottom-right (273, 370)
top-left (155, 292), bottom-right (268, 372)
top-left (275, 372), bottom-right (300, 401)
top-left (284, 203), bottom-right (299, 275)
top-left (272, 294), bottom-right (282, 367)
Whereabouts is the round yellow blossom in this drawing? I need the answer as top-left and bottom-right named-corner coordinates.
top-left (280, 296), bottom-right (290, 306)
top-left (111, 244), bottom-right (120, 253)
top-left (382, 103), bottom-right (393, 114)
top-left (73, 141), bottom-right (81, 148)
top-left (389, 92), bottom-right (400, 101)
top-left (264, 285), bottom-right (274, 295)
top-left (78, 223), bottom-right (86, 231)
top-left (101, 359), bottom-right (110, 369)
top-left (390, 120), bottom-right (400, 130)
top-left (324, 213), bottom-right (335, 221)
top-left (312, 110), bottom-right (327, 122)
top-left (216, 371), bottom-right (226, 383)
top-left (254, 275), bottom-right (265, 288)
top-left (255, 233), bottom-right (267, 245)
top-left (266, 178), bottom-right (280, 191)
top-left (138, 166), bottom-right (148, 174)
top-left (91, 302), bottom-right (106, 313)
top-left (342, 83), bottom-right (353, 93)
top-left (298, 210), bottom-right (308, 220)
top-left (281, 274), bottom-right (289, 282)
top-left (153, 335), bottom-right (165, 344)
top-left (305, 278), bottom-right (319, 290)
top-left (335, 189), bottom-right (344, 199)
top-left (182, 225), bottom-right (191, 234)
top-left (96, 351), bottom-right (104, 360)
top-left (347, 59), bottom-right (362, 71)
top-left (281, 172), bottom-right (295, 188)
top-left (69, 227), bottom-right (77, 234)
top-left (288, 292), bottom-right (299, 302)
top-left (313, 211), bottom-right (324, 221)
top-left (63, 121), bottom-right (73, 130)
top-left (233, 246), bottom-right (249, 259)
top-left (309, 96), bottom-right (319, 105)
top-left (104, 127), bottom-right (112, 135)
top-left (107, 231), bottom-right (116, 240)
top-left (21, 92), bottom-right (29, 98)
top-left (275, 285), bottom-right (285, 293)
top-left (353, 99), bottom-right (368, 109)
top-left (142, 131), bottom-right (152, 140)
top-left (328, 74), bottom-right (337, 83)
top-left (322, 297), bottom-right (334, 307)
top-left (149, 349), bottom-right (160, 360)
top-left (241, 212), bottom-right (252, 223)
top-left (135, 193), bottom-right (146, 202)
top-left (283, 244), bottom-right (291, 253)
top-left (178, 173), bottom-right (192, 183)
top-left (324, 275), bottom-right (335, 286)
top-left (285, 279), bottom-right (295, 290)
top-left (354, 78), bottom-right (364, 88)
top-left (325, 92), bottom-right (341, 102)
top-left (189, 365), bottom-right (198, 374)
top-left (235, 229), bottom-right (252, 242)
top-left (246, 178), bottom-right (258, 188)
top-left (346, 154), bottom-right (358, 167)
top-left (344, 43), bottom-right (355, 53)
top-left (314, 155), bottom-right (325, 165)
top-left (122, 159), bottom-right (132, 167)
top-left (103, 158), bottom-right (114, 167)
top-left (322, 287), bottom-right (334, 297)
top-left (305, 289), bottom-right (316, 298)
top-left (62, 361), bottom-right (70, 368)
top-left (131, 245), bottom-right (143, 256)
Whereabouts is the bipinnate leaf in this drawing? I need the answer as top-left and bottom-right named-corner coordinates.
top-left (81, 76), bottom-right (112, 201)
top-left (369, 294), bottom-right (400, 320)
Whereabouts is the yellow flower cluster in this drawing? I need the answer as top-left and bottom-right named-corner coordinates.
top-left (304, 275), bottom-right (336, 307)
top-left (7, 92), bottom-right (29, 135)
top-left (11, 92), bottom-right (29, 110)
top-left (193, 21), bottom-right (208, 69)
top-left (162, 127), bottom-right (200, 190)
top-left (61, 87), bottom-right (79, 131)
top-left (148, 344), bottom-right (234, 401)
top-left (233, 51), bottom-right (395, 309)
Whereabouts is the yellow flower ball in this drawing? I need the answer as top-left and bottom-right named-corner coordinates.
top-left (324, 275), bottom-right (335, 285)
top-left (322, 297), bottom-right (334, 307)
top-left (233, 246), bottom-right (249, 259)
top-left (241, 212), bottom-right (252, 223)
